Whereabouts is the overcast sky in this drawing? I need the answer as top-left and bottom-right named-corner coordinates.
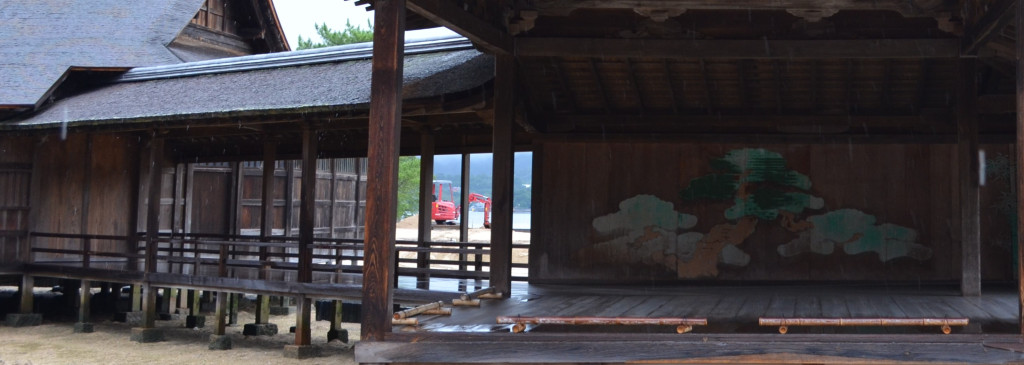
top-left (274, 0), bottom-right (456, 49)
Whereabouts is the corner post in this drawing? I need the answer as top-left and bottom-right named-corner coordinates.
top-left (1016, 0), bottom-right (1024, 335)
top-left (361, 0), bottom-right (405, 342)
top-left (132, 136), bottom-right (165, 343)
top-left (490, 54), bottom-right (516, 297)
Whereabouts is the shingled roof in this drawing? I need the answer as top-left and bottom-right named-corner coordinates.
top-left (5, 34), bottom-right (494, 130)
top-left (0, 0), bottom-right (205, 108)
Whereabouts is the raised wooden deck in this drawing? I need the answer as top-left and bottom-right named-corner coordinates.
top-left (357, 283), bottom-right (1024, 364)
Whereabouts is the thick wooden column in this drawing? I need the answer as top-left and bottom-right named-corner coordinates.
top-left (214, 291), bottom-right (227, 336)
top-left (256, 140), bottom-right (276, 324)
top-left (361, 0), bottom-right (405, 342)
top-left (295, 126), bottom-right (318, 346)
top-left (1016, 0), bottom-right (1024, 335)
top-left (19, 275), bottom-right (33, 314)
top-left (142, 137), bottom-right (165, 329)
top-left (417, 132), bottom-right (435, 289)
top-left (490, 54), bottom-right (515, 297)
top-left (959, 58), bottom-right (981, 297)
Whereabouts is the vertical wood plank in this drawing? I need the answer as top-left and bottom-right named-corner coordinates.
top-left (490, 54), bottom-right (515, 297)
top-left (214, 291), bottom-right (227, 336)
top-left (417, 132), bottom-right (435, 289)
top-left (1016, 0), bottom-right (1024, 335)
top-left (361, 0), bottom-right (405, 342)
top-left (184, 164), bottom-right (195, 235)
top-left (295, 296), bottom-right (312, 346)
top-left (959, 58), bottom-right (981, 297)
top-left (80, 135), bottom-right (92, 268)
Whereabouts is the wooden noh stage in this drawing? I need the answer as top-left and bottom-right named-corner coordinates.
top-left (5, 0), bottom-right (1024, 363)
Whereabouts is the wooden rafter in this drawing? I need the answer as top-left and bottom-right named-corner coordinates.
top-left (700, 59), bottom-right (715, 114)
top-left (406, 0), bottom-right (511, 54)
top-left (772, 60), bottom-right (784, 114)
top-left (550, 59), bottom-right (577, 113)
top-left (625, 58), bottom-right (645, 114)
top-left (527, 0), bottom-right (951, 17)
top-left (589, 58), bottom-right (611, 114)
top-left (516, 38), bottom-right (960, 59)
top-left (662, 59), bottom-right (680, 114)
top-left (962, 0), bottom-right (1016, 55)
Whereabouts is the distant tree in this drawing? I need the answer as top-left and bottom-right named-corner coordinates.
top-left (296, 20), bottom-right (373, 50)
top-left (395, 156), bottom-right (421, 221)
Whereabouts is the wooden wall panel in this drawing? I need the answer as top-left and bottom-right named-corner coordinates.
top-left (86, 133), bottom-right (140, 254)
top-left (532, 141), bottom-right (1014, 283)
top-left (30, 134), bottom-right (88, 261)
top-left (0, 137), bottom-right (33, 264)
top-left (190, 167), bottom-right (230, 234)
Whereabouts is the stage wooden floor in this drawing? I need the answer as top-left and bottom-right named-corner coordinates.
top-left (360, 283), bottom-right (1024, 364)
top-left (401, 283), bottom-right (1020, 335)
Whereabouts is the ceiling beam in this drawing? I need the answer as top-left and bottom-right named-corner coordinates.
top-left (406, 0), bottom-right (512, 54)
top-left (961, 0), bottom-right (1016, 55)
top-left (527, 0), bottom-right (950, 17)
top-left (516, 38), bottom-right (960, 59)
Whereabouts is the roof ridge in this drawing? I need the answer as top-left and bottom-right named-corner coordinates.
top-left (119, 33), bottom-right (474, 83)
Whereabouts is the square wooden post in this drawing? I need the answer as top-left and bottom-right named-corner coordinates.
top-left (1016, 0), bottom-right (1024, 336)
top-left (417, 132), bottom-right (435, 289)
top-left (293, 126), bottom-right (317, 349)
top-left (361, 0), bottom-right (405, 342)
top-left (489, 54), bottom-right (516, 297)
top-left (132, 135), bottom-right (165, 343)
top-left (256, 139), bottom-right (276, 325)
top-left (958, 58), bottom-right (981, 297)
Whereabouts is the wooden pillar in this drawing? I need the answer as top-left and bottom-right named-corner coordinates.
top-left (256, 139), bottom-right (276, 324)
top-left (459, 153), bottom-right (470, 272)
top-left (125, 139), bottom-right (143, 272)
top-left (295, 126), bottom-right (318, 346)
top-left (172, 163), bottom-right (185, 275)
top-left (19, 275), bottom-right (33, 314)
top-left (214, 291), bottom-right (227, 336)
top-left (142, 136), bottom-right (165, 328)
top-left (329, 159), bottom-right (338, 239)
top-left (417, 132), bottom-right (435, 289)
top-left (1016, 0), bottom-right (1024, 335)
top-left (490, 54), bottom-right (515, 297)
top-left (959, 58), bottom-right (981, 297)
top-left (361, 0), bottom-right (405, 342)
top-left (78, 280), bottom-right (91, 323)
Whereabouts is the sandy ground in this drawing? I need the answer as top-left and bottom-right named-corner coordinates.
top-left (395, 215), bottom-right (531, 275)
top-left (0, 308), bottom-right (359, 365)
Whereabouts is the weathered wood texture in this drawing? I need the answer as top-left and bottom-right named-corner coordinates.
top-left (532, 141), bottom-right (1014, 283)
top-left (489, 54), bottom-right (515, 297)
top-left (0, 137), bottom-right (34, 265)
top-left (1016, 0), bottom-right (1024, 336)
top-left (362, 0), bottom-right (405, 342)
top-left (958, 59), bottom-right (981, 297)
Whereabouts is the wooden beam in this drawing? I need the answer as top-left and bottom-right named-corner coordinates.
top-left (143, 136), bottom-right (165, 328)
top-left (362, 0), bottom-right (405, 342)
top-left (963, 0), bottom-right (1016, 55)
top-left (490, 54), bottom-right (515, 298)
top-left (298, 127), bottom-right (317, 285)
top-left (625, 58), bottom-right (645, 114)
top-left (528, 0), bottom-right (950, 16)
top-left (958, 58), bottom-right (981, 297)
top-left (417, 132), bottom-right (435, 289)
top-left (538, 113), bottom-right (952, 131)
top-left (406, 0), bottom-right (511, 54)
top-left (662, 60), bottom-right (680, 114)
top-left (256, 139), bottom-right (275, 324)
top-left (1016, 0), bottom-right (1024, 336)
top-left (515, 38), bottom-right (960, 59)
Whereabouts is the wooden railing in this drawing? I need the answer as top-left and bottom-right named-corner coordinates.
top-left (27, 231), bottom-right (528, 283)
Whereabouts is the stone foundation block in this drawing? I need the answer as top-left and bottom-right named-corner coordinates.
top-left (269, 306), bottom-right (290, 315)
top-left (5, 313), bottom-right (42, 327)
top-left (242, 323), bottom-right (278, 336)
top-left (327, 328), bottom-right (348, 343)
top-left (130, 327), bottom-right (165, 343)
top-left (186, 315), bottom-right (206, 328)
top-left (73, 322), bottom-right (94, 333)
top-left (125, 311), bottom-right (144, 326)
top-left (208, 334), bottom-right (232, 350)
top-left (283, 345), bottom-right (320, 359)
